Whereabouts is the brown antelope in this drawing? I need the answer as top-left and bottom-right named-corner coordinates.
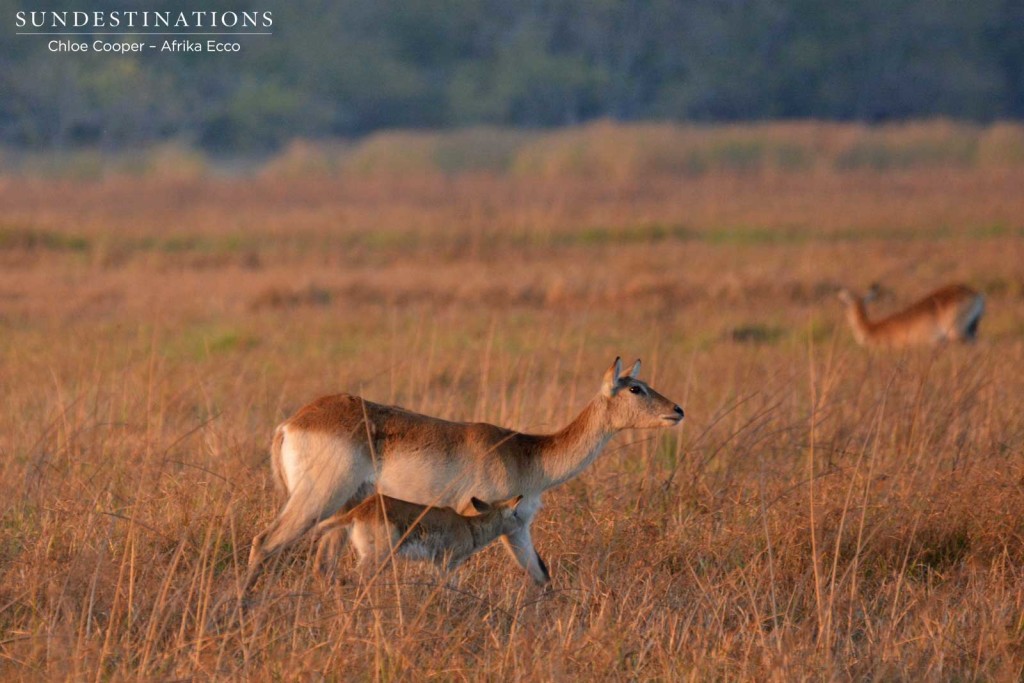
top-left (838, 283), bottom-right (984, 348)
top-left (245, 357), bottom-right (683, 587)
top-left (313, 494), bottom-right (524, 578)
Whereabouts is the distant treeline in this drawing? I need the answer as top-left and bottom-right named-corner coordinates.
top-left (3, 0), bottom-right (1023, 152)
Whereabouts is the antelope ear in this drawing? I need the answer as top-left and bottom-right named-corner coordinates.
top-left (602, 357), bottom-right (623, 397)
top-left (470, 497), bottom-right (490, 513)
top-left (627, 359), bottom-right (641, 378)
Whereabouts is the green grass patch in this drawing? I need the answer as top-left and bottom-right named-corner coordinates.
top-left (150, 233), bottom-right (253, 254)
top-left (169, 324), bottom-right (261, 360)
top-left (966, 224), bottom-right (1024, 239)
top-left (652, 433), bottom-right (684, 471)
top-left (550, 222), bottom-right (695, 247)
top-left (0, 226), bottom-right (90, 252)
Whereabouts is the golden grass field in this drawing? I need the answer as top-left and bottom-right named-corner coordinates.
top-left (2, 122), bottom-right (1024, 679)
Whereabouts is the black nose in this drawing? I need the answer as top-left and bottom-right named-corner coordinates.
top-left (674, 405), bottom-right (684, 417)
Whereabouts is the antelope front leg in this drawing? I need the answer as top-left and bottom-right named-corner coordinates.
top-left (501, 526), bottom-right (550, 585)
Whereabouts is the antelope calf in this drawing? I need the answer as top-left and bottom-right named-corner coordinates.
top-left (838, 283), bottom-right (984, 348)
top-left (313, 495), bottom-right (524, 577)
top-left (245, 357), bottom-right (683, 588)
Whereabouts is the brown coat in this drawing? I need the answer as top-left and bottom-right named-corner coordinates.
top-left (313, 495), bottom-right (524, 576)
top-left (839, 284), bottom-right (984, 347)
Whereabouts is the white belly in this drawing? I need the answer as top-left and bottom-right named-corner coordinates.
top-left (376, 454), bottom-right (471, 507)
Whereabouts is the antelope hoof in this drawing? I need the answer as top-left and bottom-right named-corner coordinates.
top-left (533, 553), bottom-right (551, 585)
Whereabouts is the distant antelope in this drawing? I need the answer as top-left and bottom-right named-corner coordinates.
top-left (837, 283), bottom-right (984, 348)
top-left (313, 494), bottom-right (524, 578)
top-left (245, 357), bottom-right (683, 588)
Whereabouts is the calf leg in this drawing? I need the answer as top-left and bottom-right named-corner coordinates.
top-left (314, 526), bottom-right (350, 579)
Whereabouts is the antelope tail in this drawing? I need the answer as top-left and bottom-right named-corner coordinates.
top-left (270, 425), bottom-right (287, 498)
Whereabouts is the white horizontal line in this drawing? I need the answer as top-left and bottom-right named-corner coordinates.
top-left (17, 32), bottom-right (273, 35)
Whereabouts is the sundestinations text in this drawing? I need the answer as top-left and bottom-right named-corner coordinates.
top-left (16, 11), bottom-right (272, 29)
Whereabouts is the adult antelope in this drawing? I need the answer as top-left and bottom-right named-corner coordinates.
top-left (245, 357), bottom-right (683, 587)
top-left (837, 283), bottom-right (984, 348)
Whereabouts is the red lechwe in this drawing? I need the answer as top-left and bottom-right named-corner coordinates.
top-left (837, 283), bottom-right (985, 348)
top-left (244, 357), bottom-right (684, 589)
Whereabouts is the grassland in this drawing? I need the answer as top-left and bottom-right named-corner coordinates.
top-left (2, 122), bottom-right (1024, 680)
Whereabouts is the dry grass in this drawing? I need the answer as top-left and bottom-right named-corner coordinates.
top-left (6, 120), bottom-right (1024, 182)
top-left (2, 123), bottom-right (1024, 679)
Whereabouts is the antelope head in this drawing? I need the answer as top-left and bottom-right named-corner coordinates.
top-left (600, 357), bottom-right (684, 430)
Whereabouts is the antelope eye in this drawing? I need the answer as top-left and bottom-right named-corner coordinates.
top-left (629, 385), bottom-right (642, 395)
